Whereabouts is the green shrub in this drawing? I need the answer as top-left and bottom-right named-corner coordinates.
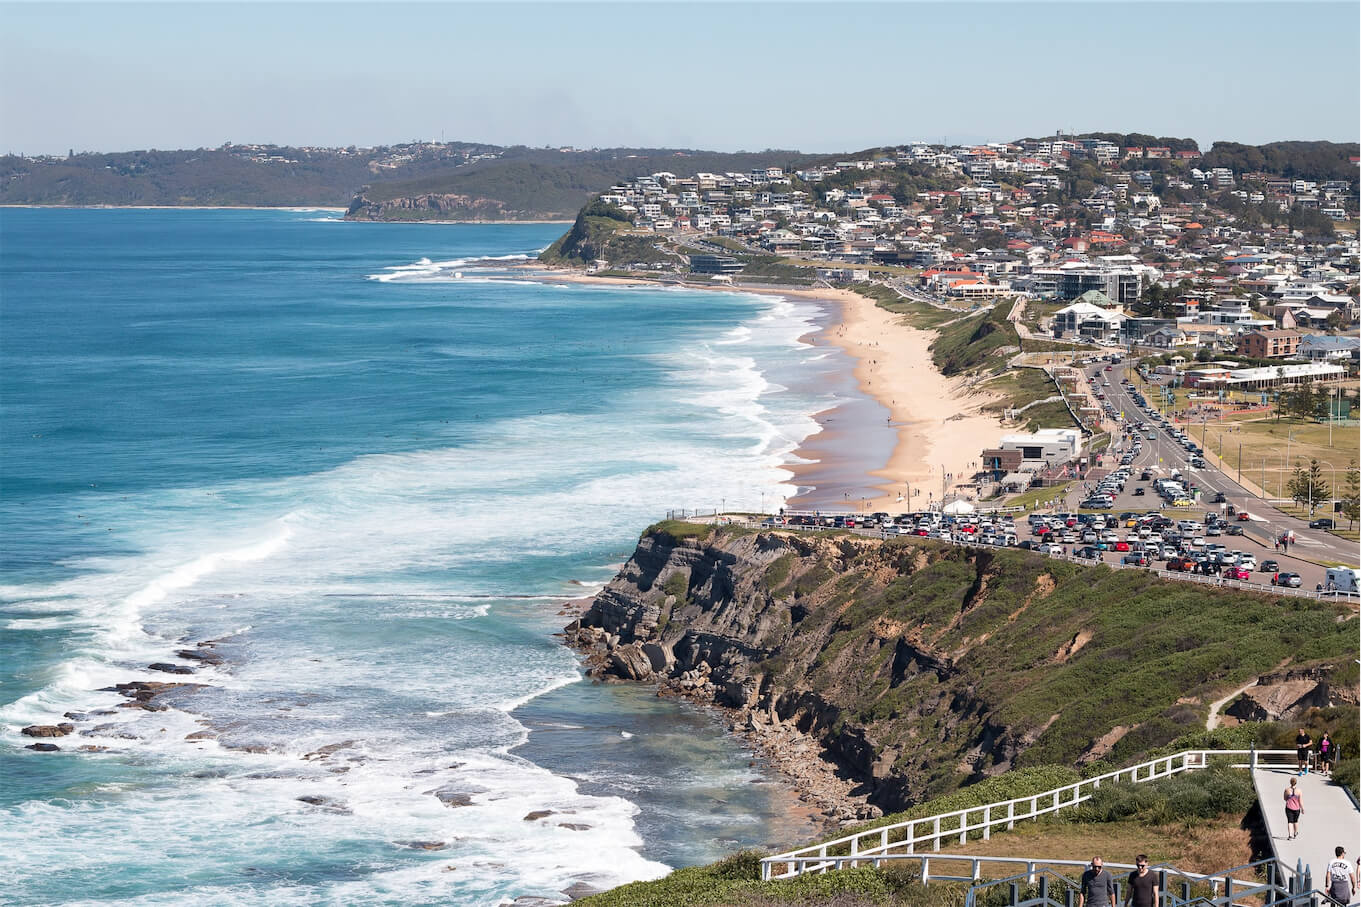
top-left (1075, 764), bottom-right (1254, 825)
top-left (662, 572), bottom-right (689, 599)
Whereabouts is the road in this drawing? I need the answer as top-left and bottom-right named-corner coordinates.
top-left (1045, 361), bottom-right (1358, 592)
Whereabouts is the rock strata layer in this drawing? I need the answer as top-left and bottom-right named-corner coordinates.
top-left (565, 525), bottom-right (1356, 818)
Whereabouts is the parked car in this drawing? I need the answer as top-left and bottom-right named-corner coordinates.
top-left (1309, 518), bottom-right (1335, 529)
top-left (1121, 553), bottom-right (1149, 566)
top-left (1271, 572), bottom-right (1303, 588)
top-left (1074, 546), bottom-right (1101, 560)
top-left (1225, 566), bottom-right (1252, 581)
top-left (1044, 543), bottom-right (1064, 556)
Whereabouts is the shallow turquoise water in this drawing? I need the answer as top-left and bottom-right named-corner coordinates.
top-left (0, 209), bottom-right (844, 904)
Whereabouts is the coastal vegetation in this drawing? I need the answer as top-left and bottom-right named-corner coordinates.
top-left (570, 524), bottom-right (1358, 904)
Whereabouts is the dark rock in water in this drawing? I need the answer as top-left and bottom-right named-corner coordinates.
top-left (175, 648), bottom-right (225, 665)
top-left (63, 711), bottom-right (91, 722)
top-left (561, 881), bottom-right (605, 900)
top-left (148, 663), bottom-right (195, 675)
top-left (26, 743), bottom-right (61, 752)
top-left (118, 701), bottom-right (169, 712)
top-left (77, 745), bottom-right (109, 753)
top-left (434, 792), bottom-right (473, 808)
top-left (22, 723), bottom-right (75, 738)
top-left (395, 840), bottom-right (448, 851)
top-left (302, 740), bottom-right (355, 761)
top-left (523, 809), bottom-right (556, 821)
top-left (296, 795), bottom-right (350, 813)
top-left (185, 730), bottom-right (216, 741)
top-left (557, 823), bottom-right (591, 831)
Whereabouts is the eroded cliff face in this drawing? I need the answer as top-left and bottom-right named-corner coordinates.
top-left (565, 525), bottom-right (1357, 815)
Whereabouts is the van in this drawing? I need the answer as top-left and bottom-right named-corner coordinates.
top-left (1325, 567), bottom-right (1360, 593)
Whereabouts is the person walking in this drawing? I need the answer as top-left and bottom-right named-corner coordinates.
top-left (1125, 854), bottom-right (1158, 907)
top-left (1296, 728), bottom-right (1313, 775)
top-left (1318, 732), bottom-right (1335, 777)
top-left (1283, 777), bottom-right (1303, 841)
top-left (1325, 846), bottom-right (1356, 905)
top-left (1079, 856), bottom-right (1117, 907)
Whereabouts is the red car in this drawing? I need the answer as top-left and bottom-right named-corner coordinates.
top-left (1114, 541), bottom-right (1131, 551)
top-left (1225, 566), bottom-right (1252, 580)
top-left (1237, 512), bottom-right (1251, 521)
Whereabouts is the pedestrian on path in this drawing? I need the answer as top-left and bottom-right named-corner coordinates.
top-left (1079, 856), bottom-right (1117, 907)
top-left (1125, 854), bottom-right (1158, 907)
top-left (1296, 727), bottom-right (1313, 774)
top-left (1283, 777), bottom-right (1303, 841)
top-left (1318, 733), bottom-right (1335, 777)
top-left (1325, 846), bottom-right (1356, 905)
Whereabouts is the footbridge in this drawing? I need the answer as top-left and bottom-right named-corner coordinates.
top-left (761, 748), bottom-right (1359, 904)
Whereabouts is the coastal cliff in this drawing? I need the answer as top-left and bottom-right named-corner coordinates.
top-left (567, 523), bottom-right (1358, 818)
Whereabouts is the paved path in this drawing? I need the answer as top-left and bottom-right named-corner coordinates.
top-left (1206, 681), bottom-right (1258, 731)
top-left (1252, 766), bottom-right (1359, 888)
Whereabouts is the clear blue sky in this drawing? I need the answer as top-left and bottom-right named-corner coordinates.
top-left (2, 1), bottom-right (1357, 155)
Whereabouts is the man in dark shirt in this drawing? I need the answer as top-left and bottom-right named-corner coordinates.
top-left (1080, 855), bottom-right (1117, 907)
top-left (1126, 854), bottom-right (1158, 907)
top-left (1296, 728), bottom-right (1312, 775)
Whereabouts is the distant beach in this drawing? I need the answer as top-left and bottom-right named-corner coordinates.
top-left (518, 264), bottom-right (1005, 514)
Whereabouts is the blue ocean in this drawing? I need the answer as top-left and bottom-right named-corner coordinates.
top-left (0, 209), bottom-right (858, 904)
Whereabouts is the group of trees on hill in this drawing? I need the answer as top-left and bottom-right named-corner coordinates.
top-left (1201, 141), bottom-right (1360, 184)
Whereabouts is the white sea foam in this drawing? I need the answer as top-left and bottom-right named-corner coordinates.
top-left (1, 274), bottom-right (838, 902)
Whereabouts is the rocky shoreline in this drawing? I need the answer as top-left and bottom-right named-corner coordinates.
top-left (563, 619), bottom-right (881, 830)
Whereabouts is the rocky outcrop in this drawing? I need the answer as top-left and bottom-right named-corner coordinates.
top-left (22, 723), bottom-right (75, 738)
top-left (565, 524), bottom-right (1360, 819)
top-left (1224, 665), bottom-right (1348, 722)
top-left (346, 193), bottom-right (522, 222)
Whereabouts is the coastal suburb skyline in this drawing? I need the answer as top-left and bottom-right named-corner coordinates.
top-left (2, 1), bottom-right (1359, 157)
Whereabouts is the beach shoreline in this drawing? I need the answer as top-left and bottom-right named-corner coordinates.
top-left (515, 262), bottom-right (1005, 514)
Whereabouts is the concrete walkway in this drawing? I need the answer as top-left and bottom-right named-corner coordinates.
top-left (1252, 765), bottom-right (1360, 889)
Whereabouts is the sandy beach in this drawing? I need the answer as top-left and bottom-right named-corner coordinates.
top-left (519, 264), bottom-right (1006, 515)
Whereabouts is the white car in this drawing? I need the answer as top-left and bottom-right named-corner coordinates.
top-left (1045, 543), bottom-right (1064, 555)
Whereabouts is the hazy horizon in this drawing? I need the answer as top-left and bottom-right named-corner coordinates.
top-left (2, 1), bottom-right (1358, 157)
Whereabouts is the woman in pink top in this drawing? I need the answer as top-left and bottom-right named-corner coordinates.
top-left (1283, 777), bottom-right (1303, 841)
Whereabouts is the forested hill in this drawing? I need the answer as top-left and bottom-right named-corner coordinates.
top-left (0, 142), bottom-right (818, 217)
top-left (343, 147), bottom-right (822, 221)
top-left (1200, 140), bottom-right (1361, 183)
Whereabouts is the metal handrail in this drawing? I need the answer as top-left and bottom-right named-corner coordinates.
top-left (761, 749), bottom-right (1298, 880)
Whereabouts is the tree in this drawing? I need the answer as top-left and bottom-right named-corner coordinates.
top-left (1341, 460), bottom-right (1360, 531)
top-left (1286, 458), bottom-right (1330, 515)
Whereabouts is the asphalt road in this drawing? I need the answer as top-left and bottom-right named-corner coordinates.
top-left (1049, 362), bottom-right (1358, 592)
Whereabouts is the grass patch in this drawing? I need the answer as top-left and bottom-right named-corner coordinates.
top-left (930, 303), bottom-right (1018, 376)
top-left (1003, 481), bottom-right (1075, 511)
top-left (645, 521), bottom-right (712, 544)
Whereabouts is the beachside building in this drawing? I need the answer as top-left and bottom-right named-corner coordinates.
top-left (1238, 327), bottom-right (1301, 359)
top-left (991, 428), bottom-right (1084, 467)
top-left (689, 254), bottom-right (744, 275)
top-left (1052, 301), bottom-right (1127, 344)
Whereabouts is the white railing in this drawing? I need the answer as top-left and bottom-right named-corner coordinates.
top-left (761, 749), bottom-right (1297, 880)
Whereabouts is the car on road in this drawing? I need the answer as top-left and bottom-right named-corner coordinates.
top-left (1271, 572), bottom-right (1303, 588)
top-left (1211, 492), bottom-right (1227, 503)
top-left (1226, 525), bottom-right (1244, 536)
top-left (1261, 559), bottom-right (1280, 573)
top-left (1224, 566), bottom-right (1252, 581)
top-left (1121, 553), bottom-right (1149, 566)
top-left (1309, 517), bottom-right (1335, 529)
top-left (1132, 486), bottom-right (1145, 496)
top-left (1237, 511), bottom-right (1251, 521)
